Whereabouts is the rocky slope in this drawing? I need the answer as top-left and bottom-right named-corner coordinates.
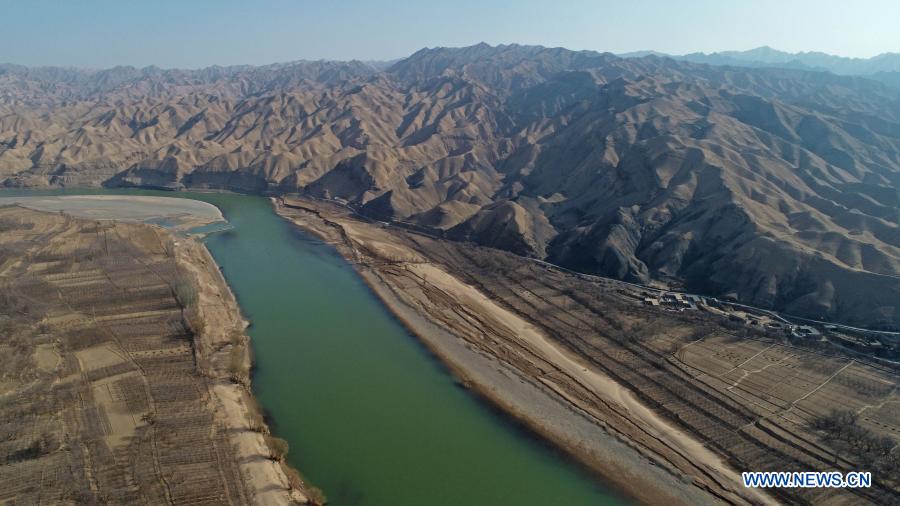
top-left (621, 46), bottom-right (900, 77)
top-left (621, 47), bottom-right (900, 90)
top-left (2, 44), bottom-right (898, 327)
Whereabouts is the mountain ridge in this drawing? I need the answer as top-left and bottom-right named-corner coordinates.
top-left (2, 43), bottom-right (898, 327)
top-left (619, 46), bottom-right (900, 88)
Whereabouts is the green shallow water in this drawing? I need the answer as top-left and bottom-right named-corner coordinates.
top-left (1, 188), bottom-right (621, 506)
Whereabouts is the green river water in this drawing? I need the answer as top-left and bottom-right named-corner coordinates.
top-left (1, 189), bottom-right (621, 505)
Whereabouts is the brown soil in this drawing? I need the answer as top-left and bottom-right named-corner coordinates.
top-left (276, 196), bottom-right (900, 506)
top-left (0, 205), bottom-right (308, 505)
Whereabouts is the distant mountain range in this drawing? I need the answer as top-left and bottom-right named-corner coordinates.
top-left (1, 43), bottom-right (898, 328)
top-left (620, 46), bottom-right (900, 88)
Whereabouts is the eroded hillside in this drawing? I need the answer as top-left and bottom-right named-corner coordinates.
top-left (1, 44), bottom-right (898, 326)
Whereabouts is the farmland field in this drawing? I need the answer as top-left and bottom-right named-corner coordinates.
top-left (0, 205), bottom-right (254, 504)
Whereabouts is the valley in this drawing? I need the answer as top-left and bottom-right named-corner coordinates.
top-left (1, 39), bottom-right (899, 506)
top-left (0, 182), bottom-right (897, 504)
top-left (276, 195), bottom-right (900, 505)
top-left (2, 43), bottom-right (898, 328)
top-left (0, 190), bottom-right (623, 506)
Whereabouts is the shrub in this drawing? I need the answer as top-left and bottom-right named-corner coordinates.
top-left (173, 280), bottom-right (198, 309)
top-left (189, 316), bottom-right (206, 336)
top-left (247, 411), bottom-right (268, 433)
top-left (306, 485), bottom-right (328, 506)
top-left (284, 465), bottom-right (303, 488)
top-left (228, 346), bottom-right (246, 380)
top-left (264, 435), bottom-right (289, 461)
top-left (228, 330), bottom-right (246, 347)
top-left (282, 463), bottom-right (327, 505)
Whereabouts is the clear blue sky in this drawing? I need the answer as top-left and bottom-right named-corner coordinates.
top-left (2, 0), bottom-right (897, 68)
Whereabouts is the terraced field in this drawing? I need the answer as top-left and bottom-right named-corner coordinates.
top-left (430, 242), bottom-right (900, 504)
top-left (279, 197), bottom-right (900, 505)
top-left (0, 206), bottom-right (252, 504)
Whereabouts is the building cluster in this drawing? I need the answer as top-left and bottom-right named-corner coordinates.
top-left (642, 291), bottom-right (823, 337)
top-left (757, 320), bottom-right (821, 337)
top-left (636, 288), bottom-right (898, 361)
top-left (642, 291), bottom-right (703, 311)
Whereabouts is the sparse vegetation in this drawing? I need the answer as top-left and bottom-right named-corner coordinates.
top-left (282, 462), bottom-right (328, 505)
top-left (173, 277), bottom-right (198, 309)
top-left (306, 484), bottom-right (329, 505)
top-left (243, 394), bottom-right (270, 434)
top-left (328, 214), bottom-right (900, 505)
top-left (229, 329), bottom-right (246, 347)
top-left (228, 345), bottom-right (248, 384)
top-left (4, 433), bottom-right (57, 464)
top-left (813, 410), bottom-right (899, 479)
top-left (264, 435), bottom-right (289, 461)
top-left (189, 315), bottom-right (206, 336)
top-left (0, 207), bottom-right (255, 504)
top-left (247, 410), bottom-right (268, 434)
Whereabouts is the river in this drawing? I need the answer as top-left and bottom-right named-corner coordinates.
top-left (0, 188), bottom-right (620, 505)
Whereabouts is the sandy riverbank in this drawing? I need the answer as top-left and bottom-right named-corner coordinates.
top-left (174, 236), bottom-right (311, 505)
top-left (0, 195), bottom-right (225, 231)
top-left (274, 196), bottom-right (773, 506)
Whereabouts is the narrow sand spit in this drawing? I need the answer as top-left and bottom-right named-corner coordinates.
top-left (0, 195), bottom-right (224, 230)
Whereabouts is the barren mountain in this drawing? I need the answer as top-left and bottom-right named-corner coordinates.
top-left (621, 47), bottom-right (900, 90)
top-left (1, 44), bottom-right (898, 327)
top-left (621, 46), bottom-right (900, 77)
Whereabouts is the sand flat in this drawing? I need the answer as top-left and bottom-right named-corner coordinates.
top-left (0, 195), bottom-right (224, 230)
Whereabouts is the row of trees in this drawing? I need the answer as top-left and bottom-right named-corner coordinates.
top-left (813, 410), bottom-right (898, 479)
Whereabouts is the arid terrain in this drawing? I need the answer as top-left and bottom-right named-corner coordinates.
top-left (1, 39), bottom-right (899, 505)
top-left (0, 204), bottom-right (312, 504)
top-left (1, 44), bottom-right (898, 328)
top-left (276, 195), bottom-right (900, 505)
top-left (619, 46), bottom-right (900, 86)
top-left (0, 195), bottom-right (224, 231)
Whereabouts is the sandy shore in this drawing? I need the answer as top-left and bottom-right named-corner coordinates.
top-left (174, 228), bottom-right (312, 505)
top-left (274, 196), bottom-right (774, 506)
top-left (0, 195), bottom-right (225, 231)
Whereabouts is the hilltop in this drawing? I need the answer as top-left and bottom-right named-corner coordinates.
top-left (1, 43), bottom-right (898, 327)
